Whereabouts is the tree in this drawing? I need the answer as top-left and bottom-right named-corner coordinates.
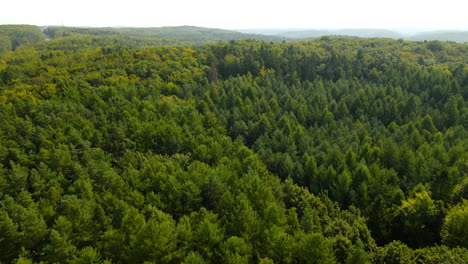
top-left (71, 247), bottom-right (103, 264)
top-left (42, 229), bottom-right (78, 263)
top-left (421, 115), bottom-right (437, 134)
top-left (375, 240), bottom-right (414, 264)
top-left (220, 236), bottom-right (252, 264)
top-left (441, 200), bottom-right (468, 248)
top-left (333, 170), bottom-right (352, 206)
top-left (347, 240), bottom-right (371, 264)
top-left (394, 191), bottom-right (441, 247)
top-left (295, 233), bottom-right (336, 264)
top-left (191, 208), bottom-right (224, 260)
top-left (131, 209), bottom-right (178, 263)
top-left (181, 252), bottom-right (207, 264)
top-left (0, 211), bottom-right (20, 262)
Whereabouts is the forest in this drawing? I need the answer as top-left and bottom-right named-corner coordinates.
top-left (42, 26), bottom-right (287, 46)
top-left (0, 25), bottom-right (467, 263)
top-left (239, 28), bottom-right (468, 43)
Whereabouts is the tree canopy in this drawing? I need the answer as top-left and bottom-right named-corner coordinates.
top-left (0, 30), bottom-right (467, 263)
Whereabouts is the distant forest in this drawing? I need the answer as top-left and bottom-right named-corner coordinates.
top-left (0, 25), bottom-right (467, 263)
top-left (238, 28), bottom-right (468, 43)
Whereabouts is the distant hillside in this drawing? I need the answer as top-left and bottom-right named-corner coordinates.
top-left (0, 25), bottom-right (43, 54)
top-left (238, 28), bottom-right (403, 39)
top-left (280, 29), bottom-right (403, 39)
top-left (407, 31), bottom-right (468, 43)
top-left (43, 26), bottom-right (288, 45)
top-left (237, 28), bottom-right (468, 43)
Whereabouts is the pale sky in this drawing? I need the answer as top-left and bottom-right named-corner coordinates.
top-left (1, 0), bottom-right (467, 30)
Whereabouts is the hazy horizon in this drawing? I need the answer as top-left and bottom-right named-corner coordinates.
top-left (2, 24), bottom-right (468, 36)
top-left (2, 0), bottom-right (468, 30)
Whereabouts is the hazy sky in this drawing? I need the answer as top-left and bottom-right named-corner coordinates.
top-left (1, 0), bottom-right (468, 30)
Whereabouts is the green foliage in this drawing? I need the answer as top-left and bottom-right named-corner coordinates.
top-left (441, 200), bottom-right (468, 248)
top-left (0, 25), bottom-right (43, 55)
top-left (413, 246), bottom-right (468, 264)
top-left (0, 32), bottom-right (466, 263)
top-left (182, 252), bottom-right (208, 264)
top-left (43, 26), bottom-right (287, 46)
top-left (393, 191), bottom-right (442, 247)
top-left (71, 246), bottom-right (102, 264)
top-left (347, 240), bottom-right (371, 264)
top-left (374, 241), bottom-right (414, 264)
top-left (220, 236), bottom-right (252, 263)
top-left (295, 233), bottom-right (337, 264)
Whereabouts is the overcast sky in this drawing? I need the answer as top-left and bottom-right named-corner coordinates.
top-left (1, 0), bottom-right (467, 30)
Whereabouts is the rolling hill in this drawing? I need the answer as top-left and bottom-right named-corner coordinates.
top-left (43, 26), bottom-right (289, 45)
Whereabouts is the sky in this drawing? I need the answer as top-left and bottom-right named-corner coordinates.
top-left (1, 0), bottom-right (468, 30)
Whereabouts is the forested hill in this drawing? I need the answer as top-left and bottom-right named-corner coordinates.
top-left (0, 25), bottom-right (44, 53)
top-left (237, 28), bottom-right (468, 43)
top-left (0, 33), bottom-right (467, 263)
top-left (407, 31), bottom-right (468, 43)
top-left (265, 29), bottom-right (403, 39)
top-left (43, 26), bottom-right (288, 45)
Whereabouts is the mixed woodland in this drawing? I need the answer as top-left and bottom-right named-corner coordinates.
top-left (0, 25), bottom-right (467, 263)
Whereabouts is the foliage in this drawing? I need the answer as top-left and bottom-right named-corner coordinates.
top-left (0, 25), bottom-right (43, 55)
top-left (0, 31), bottom-right (466, 263)
top-left (43, 26), bottom-right (287, 45)
top-left (441, 200), bottom-right (468, 248)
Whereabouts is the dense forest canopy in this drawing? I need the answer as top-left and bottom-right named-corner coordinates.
top-left (43, 26), bottom-right (288, 45)
top-left (0, 25), bottom-right (467, 263)
top-left (0, 25), bottom-right (43, 54)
